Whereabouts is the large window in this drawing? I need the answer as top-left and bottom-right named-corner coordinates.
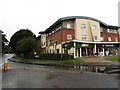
top-left (54, 26), bottom-right (61, 33)
top-left (93, 36), bottom-right (97, 40)
top-left (92, 25), bottom-right (96, 30)
top-left (108, 37), bottom-right (111, 41)
top-left (115, 38), bottom-right (118, 42)
top-left (81, 35), bottom-right (86, 40)
top-left (101, 37), bottom-right (104, 41)
top-left (80, 24), bottom-right (86, 29)
top-left (67, 34), bottom-right (72, 40)
top-left (67, 24), bottom-right (72, 29)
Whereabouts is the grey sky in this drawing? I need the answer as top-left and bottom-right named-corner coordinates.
top-left (0, 0), bottom-right (119, 41)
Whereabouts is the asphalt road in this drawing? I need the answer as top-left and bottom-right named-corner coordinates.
top-left (2, 54), bottom-right (120, 88)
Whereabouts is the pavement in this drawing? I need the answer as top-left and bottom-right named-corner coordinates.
top-left (81, 56), bottom-right (112, 62)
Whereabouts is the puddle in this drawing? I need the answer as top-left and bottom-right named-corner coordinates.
top-left (72, 65), bottom-right (120, 74)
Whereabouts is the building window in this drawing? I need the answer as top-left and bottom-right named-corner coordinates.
top-left (67, 34), bottom-right (72, 40)
top-left (101, 37), bottom-right (104, 41)
top-left (108, 37), bottom-right (111, 41)
top-left (46, 34), bottom-right (48, 37)
top-left (100, 28), bottom-right (103, 32)
top-left (92, 25), bottom-right (96, 30)
top-left (80, 24), bottom-right (86, 29)
top-left (93, 36), bottom-right (97, 40)
top-left (49, 32), bottom-right (51, 35)
top-left (107, 29), bottom-right (110, 32)
top-left (52, 31), bottom-right (54, 34)
top-left (81, 35), bottom-right (86, 40)
top-left (67, 24), bottom-right (71, 29)
top-left (114, 30), bottom-right (117, 33)
top-left (115, 38), bottom-right (118, 42)
top-left (54, 26), bottom-right (61, 33)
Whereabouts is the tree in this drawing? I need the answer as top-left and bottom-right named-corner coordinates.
top-left (0, 30), bottom-right (8, 53)
top-left (16, 37), bottom-right (37, 58)
top-left (9, 29), bottom-right (36, 53)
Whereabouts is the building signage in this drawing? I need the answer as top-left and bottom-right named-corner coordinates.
top-left (82, 44), bottom-right (89, 47)
top-left (105, 45), bottom-right (114, 47)
top-left (102, 44), bottom-right (114, 47)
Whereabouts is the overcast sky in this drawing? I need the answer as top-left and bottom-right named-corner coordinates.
top-left (0, 0), bottom-right (119, 41)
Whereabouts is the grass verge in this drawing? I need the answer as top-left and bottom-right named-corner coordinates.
top-left (104, 56), bottom-right (120, 62)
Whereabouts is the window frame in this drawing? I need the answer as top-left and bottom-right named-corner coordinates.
top-left (80, 24), bottom-right (86, 29)
top-left (92, 25), bottom-right (97, 30)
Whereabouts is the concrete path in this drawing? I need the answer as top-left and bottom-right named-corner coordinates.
top-left (81, 57), bottom-right (112, 62)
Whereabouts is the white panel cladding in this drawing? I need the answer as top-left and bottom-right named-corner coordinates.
top-left (75, 19), bottom-right (101, 42)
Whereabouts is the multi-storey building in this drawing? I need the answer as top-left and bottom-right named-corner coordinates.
top-left (39, 16), bottom-right (120, 58)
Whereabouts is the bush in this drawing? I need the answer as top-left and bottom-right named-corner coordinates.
top-left (24, 53), bottom-right (35, 59)
top-left (38, 53), bottom-right (73, 60)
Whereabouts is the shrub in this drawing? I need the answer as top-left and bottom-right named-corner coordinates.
top-left (38, 53), bottom-right (73, 60)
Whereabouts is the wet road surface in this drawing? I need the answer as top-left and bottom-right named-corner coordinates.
top-left (2, 54), bottom-right (119, 88)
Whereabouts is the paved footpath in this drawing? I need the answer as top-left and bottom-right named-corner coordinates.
top-left (81, 57), bottom-right (112, 62)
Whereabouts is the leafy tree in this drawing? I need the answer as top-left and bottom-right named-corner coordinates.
top-left (9, 29), bottom-right (36, 53)
top-left (0, 30), bottom-right (8, 53)
top-left (4, 46), bottom-right (13, 54)
top-left (16, 37), bottom-right (37, 58)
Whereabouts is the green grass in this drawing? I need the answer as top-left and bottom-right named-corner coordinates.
top-left (104, 56), bottom-right (120, 62)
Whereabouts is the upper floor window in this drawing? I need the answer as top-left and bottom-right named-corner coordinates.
top-left (67, 34), bottom-right (72, 40)
top-left (92, 25), bottom-right (96, 30)
top-left (80, 24), bottom-right (86, 29)
top-left (107, 29), bottom-right (117, 33)
top-left (52, 31), bottom-right (54, 34)
top-left (81, 35), bottom-right (86, 40)
top-left (100, 28), bottom-right (103, 32)
top-left (93, 36), bottom-right (97, 40)
top-left (67, 24), bottom-right (72, 29)
top-left (101, 37), bottom-right (104, 41)
top-left (108, 37), bottom-right (111, 41)
top-left (115, 38), bottom-right (118, 42)
top-left (113, 30), bottom-right (117, 33)
top-left (49, 32), bottom-right (51, 35)
top-left (54, 26), bottom-right (61, 33)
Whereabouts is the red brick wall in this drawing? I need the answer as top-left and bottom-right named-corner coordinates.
top-left (46, 29), bottom-right (75, 46)
top-left (54, 31), bottom-right (62, 44)
top-left (61, 29), bottom-right (75, 42)
top-left (101, 32), bottom-right (119, 42)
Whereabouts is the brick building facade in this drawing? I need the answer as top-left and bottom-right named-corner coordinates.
top-left (39, 16), bottom-right (120, 58)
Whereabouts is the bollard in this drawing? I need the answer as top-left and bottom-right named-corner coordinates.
top-left (4, 59), bottom-right (8, 71)
top-left (80, 66), bottom-right (83, 70)
top-left (95, 67), bottom-right (98, 73)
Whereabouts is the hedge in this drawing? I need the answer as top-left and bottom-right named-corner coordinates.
top-left (38, 53), bottom-right (73, 60)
